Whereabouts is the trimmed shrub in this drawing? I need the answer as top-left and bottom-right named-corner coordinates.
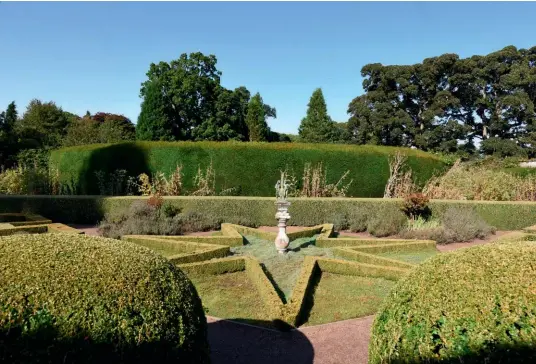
top-left (98, 200), bottom-right (220, 238)
top-left (2, 195), bottom-right (536, 230)
top-left (370, 241), bottom-right (536, 363)
top-left (49, 141), bottom-right (446, 196)
top-left (0, 234), bottom-right (209, 363)
top-left (367, 205), bottom-right (407, 237)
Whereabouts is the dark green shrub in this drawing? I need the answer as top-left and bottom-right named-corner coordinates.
top-left (367, 205), bottom-right (407, 237)
top-left (49, 141), bottom-right (446, 196)
top-left (370, 241), bottom-right (536, 363)
top-left (0, 234), bottom-right (209, 363)
top-left (99, 200), bottom-right (219, 238)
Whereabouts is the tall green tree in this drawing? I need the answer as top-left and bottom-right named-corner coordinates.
top-left (0, 101), bottom-right (19, 167)
top-left (299, 88), bottom-right (338, 143)
top-left (137, 79), bottom-right (174, 141)
top-left (3, 101), bottom-right (18, 133)
top-left (245, 93), bottom-right (268, 142)
top-left (139, 52), bottom-right (221, 140)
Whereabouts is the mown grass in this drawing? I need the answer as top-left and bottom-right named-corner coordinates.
top-left (304, 272), bottom-right (396, 326)
top-left (189, 272), bottom-right (268, 322)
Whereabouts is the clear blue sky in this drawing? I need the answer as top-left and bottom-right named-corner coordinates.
top-left (1, 2), bottom-right (536, 134)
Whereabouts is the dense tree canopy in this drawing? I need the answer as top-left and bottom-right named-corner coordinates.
top-left (63, 112), bottom-right (136, 147)
top-left (15, 99), bottom-right (70, 149)
top-left (347, 45), bottom-right (536, 156)
top-left (138, 52), bottom-right (276, 142)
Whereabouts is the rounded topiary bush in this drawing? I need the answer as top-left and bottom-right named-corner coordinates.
top-left (0, 234), bottom-right (209, 363)
top-left (370, 241), bottom-right (536, 364)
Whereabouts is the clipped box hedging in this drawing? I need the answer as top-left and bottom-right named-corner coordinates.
top-left (4, 195), bottom-right (536, 230)
top-left (349, 241), bottom-right (437, 254)
top-left (122, 235), bottom-right (230, 264)
top-left (244, 257), bottom-right (284, 321)
top-left (283, 256), bottom-right (320, 326)
top-left (369, 240), bottom-right (536, 363)
top-left (0, 234), bottom-right (209, 363)
top-left (0, 213), bottom-right (52, 226)
top-left (333, 248), bottom-right (416, 269)
top-left (49, 141), bottom-right (446, 197)
top-left (316, 258), bottom-right (409, 281)
top-left (178, 256), bottom-right (246, 276)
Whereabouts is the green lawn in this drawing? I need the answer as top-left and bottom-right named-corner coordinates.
top-left (304, 272), bottom-right (396, 326)
top-left (189, 271), bottom-right (269, 322)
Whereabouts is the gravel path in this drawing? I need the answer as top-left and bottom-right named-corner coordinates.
top-left (207, 315), bottom-right (373, 364)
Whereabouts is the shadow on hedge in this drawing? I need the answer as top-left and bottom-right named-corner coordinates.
top-left (207, 318), bottom-right (314, 364)
top-left (78, 142), bottom-right (150, 195)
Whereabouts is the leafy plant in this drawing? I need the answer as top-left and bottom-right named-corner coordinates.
top-left (401, 193), bottom-right (431, 220)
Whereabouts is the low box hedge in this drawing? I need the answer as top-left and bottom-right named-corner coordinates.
top-left (369, 240), bottom-right (536, 363)
top-left (122, 235), bottom-right (230, 264)
top-left (0, 234), bottom-right (209, 363)
top-left (333, 248), bottom-right (416, 269)
top-left (4, 195), bottom-right (536, 230)
top-left (316, 258), bottom-right (409, 281)
top-left (178, 256), bottom-right (246, 276)
top-left (0, 213), bottom-right (52, 226)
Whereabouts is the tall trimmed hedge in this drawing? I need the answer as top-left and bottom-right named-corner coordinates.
top-left (0, 234), bottom-right (209, 363)
top-left (49, 141), bottom-right (446, 196)
top-left (369, 241), bottom-right (536, 363)
top-left (2, 195), bottom-right (536, 230)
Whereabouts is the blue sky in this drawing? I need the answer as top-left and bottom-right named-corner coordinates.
top-left (1, 2), bottom-right (536, 134)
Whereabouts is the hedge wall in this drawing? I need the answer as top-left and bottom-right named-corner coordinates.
top-left (3, 195), bottom-right (536, 230)
top-left (49, 141), bottom-right (446, 196)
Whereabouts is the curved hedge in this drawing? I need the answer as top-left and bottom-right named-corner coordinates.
top-left (49, 141), bottom-right (446, 196)
top-left (0, 234), bottom-right (209, 363)
top-left (369, 241), bottom-right (536, 363)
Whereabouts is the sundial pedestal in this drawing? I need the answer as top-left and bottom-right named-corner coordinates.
top-left (274, 201), bottom-right (291, 254)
